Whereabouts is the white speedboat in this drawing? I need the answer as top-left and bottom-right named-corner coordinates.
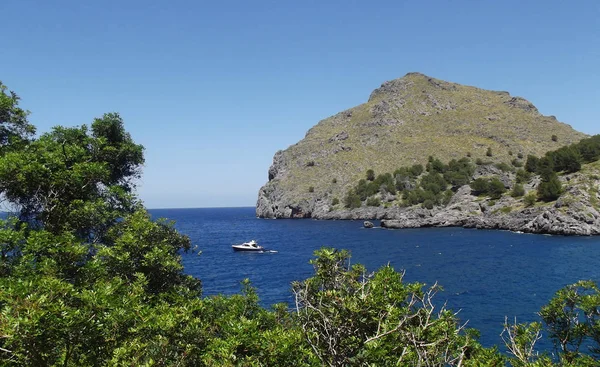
top-left (232, 240), bottom-right (264, 252)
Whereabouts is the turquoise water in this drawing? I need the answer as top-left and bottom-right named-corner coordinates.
top-left (150, 207), bottom-right (600, 349)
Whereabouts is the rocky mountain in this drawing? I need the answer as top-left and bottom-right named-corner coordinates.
top-left (256, 73), bottom-right (595, 234)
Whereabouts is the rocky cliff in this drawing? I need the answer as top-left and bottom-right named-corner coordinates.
top-left (256, 73), bottom-right (596, 234)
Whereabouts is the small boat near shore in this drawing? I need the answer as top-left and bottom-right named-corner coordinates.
top-left (232, 240), bottom-right (264, 252)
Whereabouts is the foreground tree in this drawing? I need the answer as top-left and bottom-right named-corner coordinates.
top-left (292, 248), bottom-right (500, 366)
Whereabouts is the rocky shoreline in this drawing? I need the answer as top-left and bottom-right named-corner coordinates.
top-left (257, 184), bottom-right (600, 236)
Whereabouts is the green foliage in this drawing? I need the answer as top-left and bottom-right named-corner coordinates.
top-left (332, 178), bottom-right (337, 183)
top-left (512, 158), bottom-right (523, 168)
top-left (331, 197), bottom-right (339, 205)
top-left (489, 178), bottom-right (507, 199)
top-left (0, 81), bottom-right (36, 153)
top-left (511, 183), bottom-right (525, 198)
top-left (422, 199), bottom-right (434, 209)
top-left (471, 178), bottom-right (490, 195)
top-left (525, 155), bottom-right (540, 173)
top-left (471, 177), bottom-right (506, 199)
top-left (308, 186), bottom-right (314, 192)
top-left (524, 192), bottom-right (537, 207)
top-left (517, 152), bottom-right (524, 159)
top-left (516, 169), bottom-right (532, 184)
top-left (0, 113), bottom-right (144, 240)
top-left (444, 158), bottom-right (475, 187)
top-left (366, 169), bottom-right (375, 181)
top-left (476, 158), bottom-right (484, 165)
top-left (539, 281), bottom-right (600, 364)
top-left (496, 162), bottom-right (514, 172)
top-left (538, 173), bottom-right (563, 202)
top-left (366, 196), bottom-right (381, 207)
top-left (292, 248), bottom-right (488, 366)
top-left (552, 134), bottom-right (558, 142)
top-left (344, 191), bottom-right (362, 209)
top-left (486, 147), bottom-right (493, 157)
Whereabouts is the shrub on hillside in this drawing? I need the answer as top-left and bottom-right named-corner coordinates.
top-left (511, 183), bottom-right (525, 198)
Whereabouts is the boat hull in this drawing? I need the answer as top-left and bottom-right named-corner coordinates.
top-left (232, 245), bottom-right (264, 252)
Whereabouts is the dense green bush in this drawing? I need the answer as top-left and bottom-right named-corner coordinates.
top-left (511, 183), bottom-right (525, 197)
top-left (516, 169), bottom-right (531, 184)
top-left (470, 178), bottom-right (490, 195)
top-left (331, 197), bottom-right (339, 205)
top-left (308, 186), bottom-right (314, 192)
top-left (366, 197), bottom-right (381, 207)
top-left (344, 191), bottom-right (362, 208)
top-left (524, 192), bottom-right (537, 207)
top-left (366, 169), bottom-right (375, 181)
top-left (538, 173), bottom-right (563, 202)
top-left (486, 147), bottom-right (493, 157)
top-left (488, 178), bottom-right (507, 199)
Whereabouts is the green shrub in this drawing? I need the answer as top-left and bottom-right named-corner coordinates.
top-left (470, 178), bottom-right (489, 195)
top-left (524, 192), bottom-right (537, 207)
top-left (476, 158), bottom-right (484, 165)
top-left (552, 134), bottom-right (558, 142)
top-left (516, 169), bottom-right (531, 184)
top-left (517, 152), bottom-right (524, 159)
top-left (525, 155), bottom-right (539, 173)
top-left (486, 147), bottom-right (493, 157)
top-left (488, 178), bottom-right (507, 199)
top-left (508, 150), bottom-right (513, 156)
top-left (422, 199), bottom-right (434, 209)
top-left (495, 162), bottom-right (513, 172)
top-left (331, 197), bottom-right (339, 206)
top-left (332, 178), bottom-right (337, 184)
top-left (306, 160), bottom-right (315, 167)
top-left (344, 191), bottom-right (362, 209)
top-left (308, 186), bottom-right (314, 193)
top-left (366, 169), bottom-right (375, 181)
top-left (511, 183), bottom-right (525, 197)
top-left (366, 197), bottom-right (381, 207)
top-left (538, 173), bottom-right (563, 202)
top-left (511, 158), bottom-right (523, 168)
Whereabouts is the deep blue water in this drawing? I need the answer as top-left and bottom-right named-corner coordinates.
top-left (149, 207), bottom-right (600, 350)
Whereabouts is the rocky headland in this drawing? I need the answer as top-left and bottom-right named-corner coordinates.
top-left (256, 73), bottom-right (599, 235)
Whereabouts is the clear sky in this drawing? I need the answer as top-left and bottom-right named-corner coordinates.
top-left (2, 0), bottom-right (599, 208)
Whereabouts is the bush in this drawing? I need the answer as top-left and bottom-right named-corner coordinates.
top-left (511, 184), bottom-right (525, 198)
top-left (366, 197), bottom-right (381, 207)
top-left (538, 173), bottom-right (563, 202)
top-left (511, 158), bottom-right (523, 168)
top-left (366, 169), bottom-right (375, 181)
top-left (525, 155), bottom-right (539, 173)
top-left (495, 162), bottom-right (513, 172)
top-left (509, 150), bottom-right (513, 156)
top-left (308, 186), bottom-right (314, 193)
top-left (422, 199), bottom-right (434, 209)
top-left (517, 152), bottom-right (524, 159)
top-left (488, 178), bottom-right (507, 199)
top-left (486, 147), bottom-right (493, 157)
top-left (524, 192), bottom-right (537, 207)
top-left (306, 160), bottom-right (315, 167)
top-left (470, 178), bottom-right (490, 195)
top-left (516, 169), bottom-right (531, 184)
top-left (552, 134), bottom-right (558, 142)
top-left (331, 197), bottom-right (339, 206)
top-left (332, 178), bottom-right (337, 184)
top-left (344, 192), bottom-right (362, 209)
top-left (476, 158), bottom-right (484, 165)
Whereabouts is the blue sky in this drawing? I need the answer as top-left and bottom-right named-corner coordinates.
top-left (2, 0), bottom-right (599, 208)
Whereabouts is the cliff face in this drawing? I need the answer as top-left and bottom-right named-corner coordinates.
top-left (256, 73), bottom-right (595, 234)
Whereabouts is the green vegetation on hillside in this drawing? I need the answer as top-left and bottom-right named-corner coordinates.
top-left (3, 81), bottom-right (600, 366)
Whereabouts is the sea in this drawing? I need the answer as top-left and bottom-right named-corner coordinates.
top-left (149, 207), bottom-right (600, 350)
